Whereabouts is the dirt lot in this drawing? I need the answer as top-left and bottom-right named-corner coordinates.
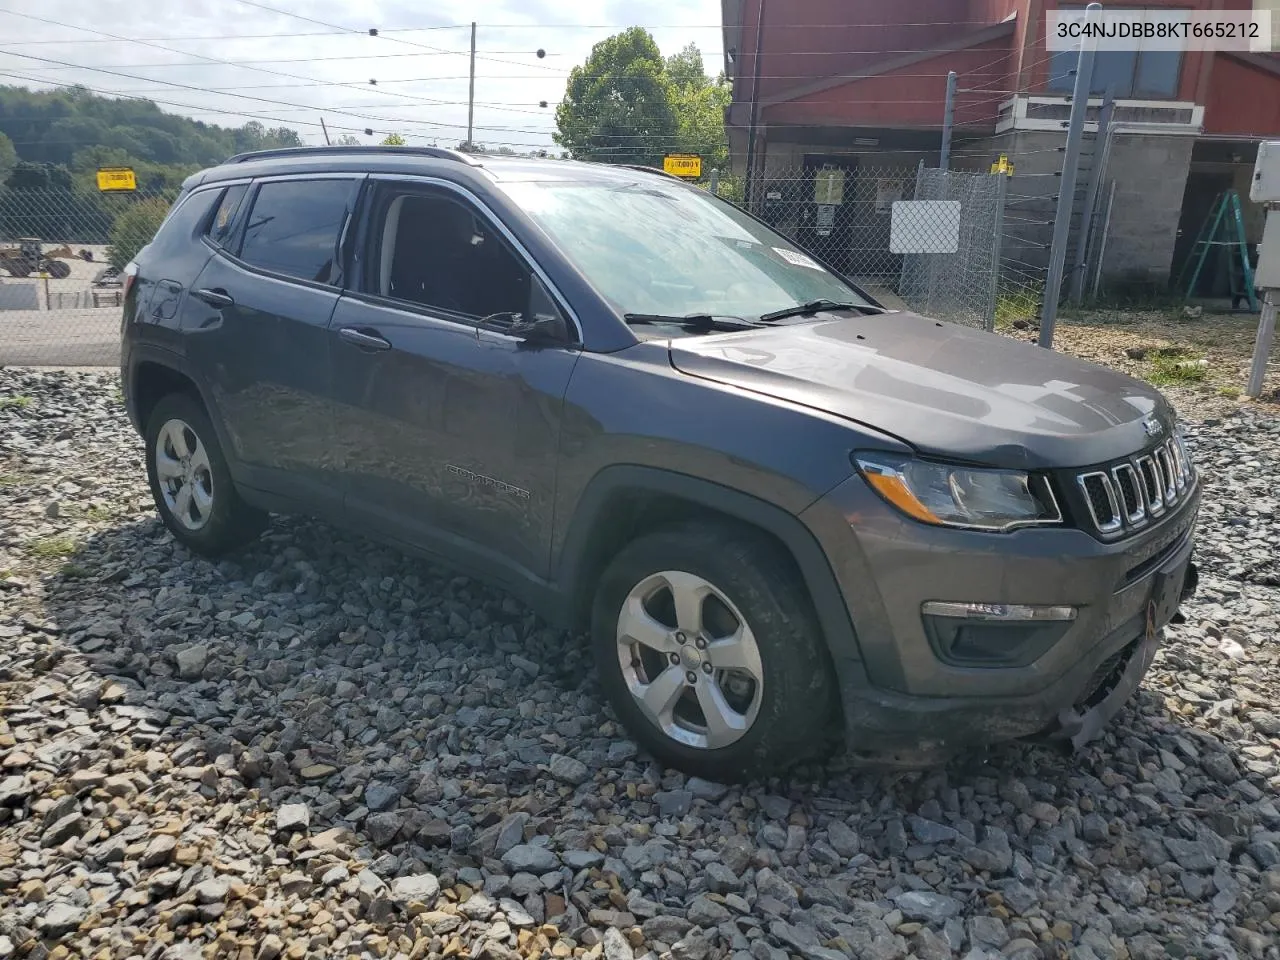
top-left (1003, 307), bottom-right (1280, 421)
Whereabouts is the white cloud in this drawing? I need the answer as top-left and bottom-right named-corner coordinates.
top-left (0, 0), bottom-right (724, 151)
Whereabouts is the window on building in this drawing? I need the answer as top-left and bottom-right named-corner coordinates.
top-left (238, 179), bottom-right (357, 284)
top-left (1046, 7), bottom-right (1184, 98)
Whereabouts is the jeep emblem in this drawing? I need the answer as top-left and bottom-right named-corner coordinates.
top-left (1142, 418), bottom-right (1163, 438)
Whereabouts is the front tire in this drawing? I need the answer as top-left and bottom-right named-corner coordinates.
top-left (144, 392), bottom-right (267, 556)
top-left (591, 521), bottom-right (839, 782)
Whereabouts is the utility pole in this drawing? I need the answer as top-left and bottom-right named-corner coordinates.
top-left (940, 71), bottom-right (957, 170)
top-left (743, 0), bottom-right (767, 211)
top-left (1068, 85), bottom-right (1115, 306)
top-left (467, 21), bottom-right (477, 150)
top-left (319, 117), bottom-right (331, 145)
top-left (1039, 2), bottom-right (1101, 349)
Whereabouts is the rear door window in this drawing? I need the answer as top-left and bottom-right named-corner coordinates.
top-left (238, 178), bottom-right (358, 285)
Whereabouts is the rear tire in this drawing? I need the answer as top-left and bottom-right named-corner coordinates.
top-left (144, 392), bottom-right (267, 556)
top-left (591, 521), bottom-right (839, 782)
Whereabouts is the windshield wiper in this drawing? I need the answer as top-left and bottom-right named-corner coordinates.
top-left (623, 313), bottom-right (765, 331)
top-left (759, 299), bottom-right (885, 322)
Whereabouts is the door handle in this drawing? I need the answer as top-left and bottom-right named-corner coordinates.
top-left (339, 326), bottom-right (392, 351)
top-left (193, 288), bottom-right (234, 309)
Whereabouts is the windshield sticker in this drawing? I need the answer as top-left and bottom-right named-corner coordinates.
top-left (773, 247), bottom-right (823, 270)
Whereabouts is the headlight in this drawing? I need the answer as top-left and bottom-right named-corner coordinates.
top-left (855, 453), bottom-right (1062, 531)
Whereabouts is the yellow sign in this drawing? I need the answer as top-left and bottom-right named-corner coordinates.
top-left (813, 166), bottom-right (845, 205)
top-left (990, 154), bottom-right (1016, 177)
top-left (663, 154), bottom-right (701, 178)
top-left (97, 167), bottom-right (137, 192)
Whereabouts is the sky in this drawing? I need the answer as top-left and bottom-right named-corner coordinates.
top-left (0, 0), bottom-right (726, 151)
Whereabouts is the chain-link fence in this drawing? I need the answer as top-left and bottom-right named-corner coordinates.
top-left (714, 163), bottom-right (1008, 329)
top-left (2, 164), bottom-right (1011, 367)
top-left (0, 187), bottom-right (176, 366)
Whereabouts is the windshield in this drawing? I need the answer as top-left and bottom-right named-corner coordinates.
top-left (498, 177), bottom-right (871, 321)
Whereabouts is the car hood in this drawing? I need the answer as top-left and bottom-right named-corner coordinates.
top-left (667, 312), bottom-right (1175, 469)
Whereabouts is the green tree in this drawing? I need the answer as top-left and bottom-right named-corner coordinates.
top-left (106, 196), bottom-right (170, 269)
top-left (381, 133), bottom-right (406, 146)
top-left (665, 43), bottom-right (707, 90)
top-left (669, 73), bottom-right (731, 173)
top-left (335, 134), bottom-right (362, 146)
top-left (0, 131), bottom-right (15, 185)
top-left (554, 27), bottom-right (678, 166)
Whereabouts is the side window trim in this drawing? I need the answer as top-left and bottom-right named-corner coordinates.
top-left (363, 173), bottom-right (582, 345)
top-left (226, 173), bottom-right (366, 289)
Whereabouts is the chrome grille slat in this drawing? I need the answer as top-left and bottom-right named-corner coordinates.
top-left (1074, 430), bottom-right (1195, 536)
top-left (1078, 471), bottom-right (1121, 533)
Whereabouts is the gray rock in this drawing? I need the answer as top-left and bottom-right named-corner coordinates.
top-left (705, 861), bottom-right (742, 893)
top-left (908, 815), bottom-right (958, 844)
top-left (41, 812), bottom-right (85, 847)
top-left (175, 644), bottom-right (208, 679)
top-left (642, 916), bottom-right (694, 942)
top-left (0, 775), bottom-right (29, 806)
top-left (967, 915), bottom-right (1009, 948)
top-left (826, 820), bottom-right (860, 858)
top-left (492, 813), bottom-right (529, 857)
top-left (364, 811), bottom-right (404, 846)
top-left (548, 753), bottom-right (590, 785)
top-left (1101, 866), bottom-right (1147, 907)
top-left (757, 795), bottom-right (792, 820)
top-left (687, 895), bottom-right (731, 927)
top-left (390, 873), bottom-right (440, 903)
top-left (502, 844), bottom-right (560, 874)
top-left (193, 876), bottom-right (232, 904)
top-left (276, 803), bottom-right (310, 832)
top-left (364, 781), bottom-right (400, 812)
top-left (460, 892), bottom-right (497, 920)
top-left (1164, 837), bottom-right (1217, 872)
top-left (139, 833), bottom-right (177, 866)
top-left (603, 927), bottom-right (634, 960)
top-left (562, 849), bottom-right (605, 870)
top-left (687, 777), bottom-right (730, 802)
top-left (753, 867), bottom-right (798, 906)
top-left (893, 891), bottom-right (963, 924)
top-left (656, 789), bottom-right (694, 818)
top-left (38, 901), bottom-right (86, 936)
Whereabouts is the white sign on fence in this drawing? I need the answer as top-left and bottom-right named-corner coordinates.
top-left (889, 200), bottom-right (962, 254)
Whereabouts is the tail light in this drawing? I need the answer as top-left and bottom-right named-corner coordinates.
top-left (122, 261), bottom-right (139, 300)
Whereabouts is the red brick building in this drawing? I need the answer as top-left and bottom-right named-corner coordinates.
top-left (721, 0), bottom-right (1280, 289)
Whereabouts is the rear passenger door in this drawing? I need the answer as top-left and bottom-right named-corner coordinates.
top-left (183, 175), bottom-right (363, 512)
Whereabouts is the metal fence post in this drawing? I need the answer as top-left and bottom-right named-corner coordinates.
top-left (1246, 290), bottom-right (1277, 398)
top-left (1039, 1), bottom-right (1101, 349)
top-left (940, 71), bottom-right (957, 171)
top-left (986, 171), bottom-right (1008, 331)
top-left (1069, 85), bottom-right (1115, 306)
top-left (709, 168), bottom-right (720, 197)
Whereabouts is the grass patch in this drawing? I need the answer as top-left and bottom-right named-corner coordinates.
top-left (59, 562), bottom-right (92, 579)
top-left (1147, 351), bottom-right (1209, 386)
top-left (0, 473), bottom-right (26, 488)
top-left (75, 504), bottom-right (115, 522)
top-left (0, 395), bottom-right (33, 411)
top-left (1218, 384), bottom-right (1242, 399)
top-left (993, 287), bottom-right (1042, 331)
top-left (26, 536), bottom-right (79, 559)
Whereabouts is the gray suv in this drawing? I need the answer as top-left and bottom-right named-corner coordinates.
top-left (120, 146), bottom-right (1198, 782)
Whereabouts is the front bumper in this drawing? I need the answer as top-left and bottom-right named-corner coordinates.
top-left (800, 472), bottom-right (1199, 759)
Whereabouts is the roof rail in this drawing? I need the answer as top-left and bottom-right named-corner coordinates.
top-left (614, 163), bottom-right (687, 182)
top-left (225, 145), bottom-right (483, 166)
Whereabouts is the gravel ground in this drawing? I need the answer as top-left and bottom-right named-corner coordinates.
top-left (2, 367), bottom-right (1280, 960)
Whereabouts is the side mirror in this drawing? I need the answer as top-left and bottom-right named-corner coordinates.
top-left (477, 311), bottom-right (565, 343)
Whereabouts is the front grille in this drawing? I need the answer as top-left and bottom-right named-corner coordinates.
top-left (1075, 434), bottom-right (1194, 537)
